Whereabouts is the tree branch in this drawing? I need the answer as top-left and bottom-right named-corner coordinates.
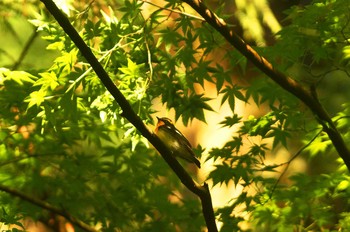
top-left (39, 0), bottom-right (218, 231)
top-left (12, 27), bottom-right (39, 70)
top-left (0, 184), bottom-right (97, 232)
top-left (268, 129), bottom-right (323, 200)
top-left (181, 0), bottom-right (350, 171)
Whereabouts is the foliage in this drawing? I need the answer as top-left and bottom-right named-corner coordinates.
top-left (1, 0), bottom-right (350, 231)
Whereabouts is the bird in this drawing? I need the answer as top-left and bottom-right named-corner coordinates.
top-left (154, 117), bottom-right (201, 168)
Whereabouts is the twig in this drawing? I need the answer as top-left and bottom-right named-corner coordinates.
top-left (268, 130), bottom-right (322, 200)
top-left (340, 7), bottom-right (350, 45)
top-left (12, 28), bottom-right (39, 70)
top-left (141, 0), bottom-right (205, 21)
top-left (0, 184), bottom-right (98, 232)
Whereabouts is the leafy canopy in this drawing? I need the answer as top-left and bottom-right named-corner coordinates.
top-left (1, 0), bottom-right (350, 231)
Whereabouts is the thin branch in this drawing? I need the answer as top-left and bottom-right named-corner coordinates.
top-left (0, 184), bottom-right (98, 232)
top-left (0, 154), bottom-right (44, 168)
top-left (268, 129), bottom-right (322, 200)
top-left (141, 0), bottom-right (205, 21)
top-left (66, 39), bottom-right (122, 93)
top-left (12, 27), bottom-right (39, 70)
top-left (340, 7), bottom-right (350, 45)
top-left (181, 0), bottom-right (350, 172)
top-left (39, 0), bottom-right (218, 231)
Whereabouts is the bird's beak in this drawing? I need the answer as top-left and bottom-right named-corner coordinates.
top-left (156, 116), bottom-right (160, 121)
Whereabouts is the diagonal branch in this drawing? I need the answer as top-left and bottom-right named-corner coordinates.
top-left (0, 184), bottom-right (97, 232)
top-left (268, 129), bottom-right (323, 200)
top-left (39, 0), bottom-right (217, 231)
top-left (12, 27), bottom-right (39, 70)
top-left (181, 0), bottom-right (350, 171)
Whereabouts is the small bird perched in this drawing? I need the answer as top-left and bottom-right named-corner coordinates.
top-left (155, 117), bottom-right (201, 168)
